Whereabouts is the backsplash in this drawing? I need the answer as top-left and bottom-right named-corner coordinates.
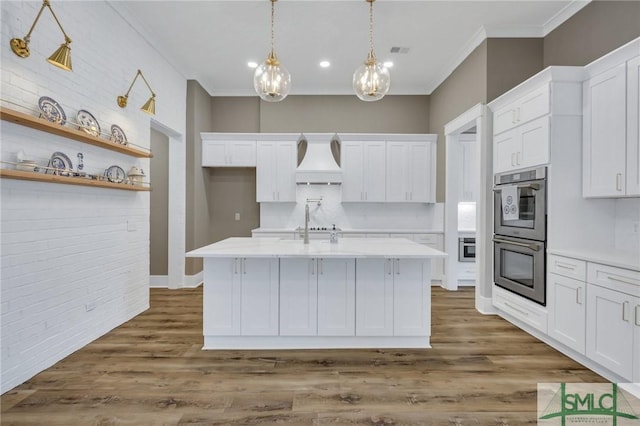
top-left (259, 185), bottom-right (444, 230)
top-left (614, 198), bottom-right (640, 255)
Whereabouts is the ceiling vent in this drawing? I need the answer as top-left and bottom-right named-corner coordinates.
top-left (390, 47), bottom-right (410, 54)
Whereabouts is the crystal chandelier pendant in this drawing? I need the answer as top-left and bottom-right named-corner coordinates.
top-left (254, 50), bottom-right (291, 102)
top-left (353, 51), bottom-right (390, 101)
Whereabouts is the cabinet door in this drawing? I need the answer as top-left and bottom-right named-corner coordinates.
top-left (409, 142), bottom-right (435, 202)
top-left (393, 259), bottom-right (430, 336)
top-left (341, 142), bottom-right (364, 201)
top-left (494, 128), bottom-right (520, 174)
top-left (202, 140), bottom-right (228, 167)
top-left (548, 273), bottom-right (586, 354)
top-left (203, 258), bottom-right (241, 335)
top-left (228, 141), bottom-right (256, 167)
top-left (280, 258), bottom-right (318, 336)
top-left (627, 56), bottom-right (640, 196)
top-left (363, 142), bottom-right (387, 202)
top-left (275, 141), bottom-right (297, 202)
top-left (256, 141), bottom-right (277, 201)
top-left (517, 85), bottom-right (550, 126)
top-left (240, 258), bottom-right (279, 336)
top-left (493, 104), bottom-right (518, 136)
top-left (583, 64), bottom-right (627, 197)
top-left (519, 115), bottom-right (549, 169)
top-left (317, 258), bottom-right (356, 336)
top-left (586, 284), bottom-right (635, 379)
top-left (386, 141), bottom-right (409, 202)
top-left (356, 259), bottom-right (393, 336)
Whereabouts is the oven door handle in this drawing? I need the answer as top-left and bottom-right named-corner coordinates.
top-left (493, 237), bottom-right (541, 252)
top-left (493, 183), bottom-right (540, 192)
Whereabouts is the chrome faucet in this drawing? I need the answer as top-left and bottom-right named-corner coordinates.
top-left (304, 203), bottom-right (310, 244)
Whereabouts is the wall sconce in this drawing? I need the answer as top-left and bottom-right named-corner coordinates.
top-left (117, 70), bottom-right (156, 115)
top-left (10, 0), bottom-right (73, 71)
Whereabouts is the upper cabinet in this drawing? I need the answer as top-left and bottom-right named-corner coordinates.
top-left (256, 138), bottom-right (297, 202)
top-left (583, 38), bottom-right (640, 198)
top-left (341, 140), bottom-right (386, 202)
top-left (341, 134), bottom-right (437, 203)
top-left (201, 133), bottom-right (256, 167)
top-left (489, 67), bottom-right (583, 174)
top-left (386, 139), bottom-right (436, 203)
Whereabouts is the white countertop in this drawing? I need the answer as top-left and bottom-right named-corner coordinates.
top-left (187, 237), bottom-right (448, 259)
top-left (547, 248), bottom-right (640, 272)
top-left (252, 228), bottom-right (444, 234)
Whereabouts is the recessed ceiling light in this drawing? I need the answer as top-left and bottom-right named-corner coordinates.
top-left (320, 61), bottom-right (331, 68)
top-left (383, 61), bottom-right (394, 68)
top-left (247, 61), bottom-right (258, 69)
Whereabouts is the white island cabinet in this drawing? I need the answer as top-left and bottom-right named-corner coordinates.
top-left (187, 237), bottom-right (446, 349)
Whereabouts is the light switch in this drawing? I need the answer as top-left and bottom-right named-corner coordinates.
top-left (235, 213), bottom-right (240, 221)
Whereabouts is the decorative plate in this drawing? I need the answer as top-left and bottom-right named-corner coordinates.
top-left (104, 165), bottom-right (126, 183)
top-left (110, 124), bottom-right (127, 145)
top-left (77, 109), bottom-right (101, 137)
top-left (38, 96), bottom-right (66, 125)
top-left (48, 151), bottom-right (73, 175)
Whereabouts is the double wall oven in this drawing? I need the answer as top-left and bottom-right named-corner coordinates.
top-left (493, 167), bottom-right (547, 305)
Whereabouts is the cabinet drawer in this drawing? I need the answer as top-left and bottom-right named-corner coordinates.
top-left (414, 234), bottom-right (442, 246)
top-left (493, 85), bottom-right (550, 135)
top-left (587, 263), bottom-right (640, 297)
top-left (548, 255), bottom-right (586, 281)
top-left (493, 285), bottom-right (548, 333)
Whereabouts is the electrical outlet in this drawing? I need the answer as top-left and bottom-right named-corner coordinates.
top-left (235, 213), bottom-right (240, 221)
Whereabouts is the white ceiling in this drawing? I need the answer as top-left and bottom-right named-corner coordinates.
top-left (110, 0), bottom-right (590, 97)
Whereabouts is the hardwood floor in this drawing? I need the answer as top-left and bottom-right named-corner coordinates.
top-left (1, 286), bottom-right (605, 425)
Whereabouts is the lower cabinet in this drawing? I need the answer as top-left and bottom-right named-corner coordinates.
top-left (279, 258), bottom-right (355, 336)
top-left (547, 273), bottom-right (586, 354)
top-left (203, 257), bottom-right (279, 336)
top-left (356, 258), bottom-right (430, 337)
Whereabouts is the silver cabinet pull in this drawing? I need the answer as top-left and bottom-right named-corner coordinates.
top-left (636, 305), bottom-right (640, 326)
top-left (493, 237), bottom-right (541, 252)
top-left (576, 287), bottom-right (582, 305)
top-left (516, 151), bottom-right (521, 165)
top-left (396, 258), bottom-right (400, 275)
top-left (616, 173), bottom-right (623, 191)
top-left (243, 258), bottom-right (246, 274)
top-left (234, 258), bottom-right (238, 274)
top-left (319, 258), bottom-right (323, 275)
top-left (607, 275), bottom-right (640, 286)
top-left (623, 301), bottom-right (630, 322)
top-left (556, 262), bottom-right (576, 270)
top-left (386, 258), bottom-right (392, 275)
top-left (310, 258), bottom-right (315, 275)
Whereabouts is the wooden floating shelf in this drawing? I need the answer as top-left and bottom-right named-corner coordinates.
top-left (0, 106), bottom-right (153, 159)
top-left (0, 169), bottom-right (151, 192)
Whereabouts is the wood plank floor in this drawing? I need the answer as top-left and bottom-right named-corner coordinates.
top-left (1, 287), bottom-right (605, 425)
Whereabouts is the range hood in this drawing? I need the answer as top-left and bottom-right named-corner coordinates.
top-left (296, 133), bottom-right (342, 184)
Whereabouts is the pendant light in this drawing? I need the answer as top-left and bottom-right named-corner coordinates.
top-left (253, 0), bottom-right (291, 102)
top-left (353, 0), bottom-right (390, 102)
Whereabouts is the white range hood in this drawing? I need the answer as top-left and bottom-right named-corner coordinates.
top-left (296, 133), bottom-right (342, 184)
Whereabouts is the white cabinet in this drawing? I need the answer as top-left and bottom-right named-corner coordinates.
top-left (494, 115), bottom-right (549, 174)
top-left (493, 84), bottom-right (550, 136)
top-left (256, 140), bottom-right (297, 202)
top-left (583, 54), bottom-right (640, 197)
top-left (202, 139), bottom-right (256, 167)
top-left (355, 258), bottom-right (430, 337)
top-left (341, 141), bottom-right (386, 202)
top-left (203, 258), bottom-right (278, 336)
top-left (585, 263), bottom-right (640, 381)
top-left (548, 273), bottom-right (586, 354)
top-left (279, 258), bottom-right (355, 336)
top-left (386, 141), bottom-right (436, 203)
top-left (414, 233), bottom-right (444, 282)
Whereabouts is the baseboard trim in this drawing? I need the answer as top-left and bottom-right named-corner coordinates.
top-left (476, 294), bottom-right (496, 315)
top-left (149, 275), bottom-right (168, 288)
top-left (185, 271), bottom-right (203, 288)
top-left (150, 273), bottom-right (202, 289)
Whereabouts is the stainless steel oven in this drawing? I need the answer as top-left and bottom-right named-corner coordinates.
top-left (458, 237), bottom-right (476, 262)
top-left (493, 167), bottom-right (546, 242)
top-left (493, 236), bottom-right (545, 305)
top-left (493, 166), bottom-right (547, 306)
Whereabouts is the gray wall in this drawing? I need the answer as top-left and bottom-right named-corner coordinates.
top-left (544, 1), bottom-right (640, 68)
top-left (487, 38), bottom-right (544, 102)
top-left (150, 128), bottom-right (169, 276)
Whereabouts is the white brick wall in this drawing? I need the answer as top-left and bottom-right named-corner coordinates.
top-left (1, 1), bottom-right (186, 393)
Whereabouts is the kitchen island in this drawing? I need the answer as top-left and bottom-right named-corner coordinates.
top-left (186, 237), bottom-right (447, 350)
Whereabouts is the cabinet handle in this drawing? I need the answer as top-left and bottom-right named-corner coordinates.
top-left (511, 109), bottom-right (516, 124)
top-left (616, 173), bottom-right (623, 191)
top-left (319, 259), bottom-right (323, 275)
top-left (555, 262), bottom-right (576, 271)
top-left (234, 258), bottom-right (238, 274)
top-left (386, 259), bottom-right (392, 275)
top-left (607, 275), bottom-right (639, 286)
top-left (516, 152), bottom-right (521, 165)
top-left (636, 305), bottom-right (640, 326)
top-left (243, 258), bottom-right (246, 274)
top-left (623, 301), bottom-right (630, 322)
top-left (576, 287), bottom-right (582, 305)
top-left (310, 258), bottom-right (316, 275)
top-left (396, 258), bottom-right (400, 275)
top-left (516, 107), bottom-right (521, 122)
top-left (365, 191), bottom-right (368, 201)
top-left (511, 153), bottom-right (516, 167)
